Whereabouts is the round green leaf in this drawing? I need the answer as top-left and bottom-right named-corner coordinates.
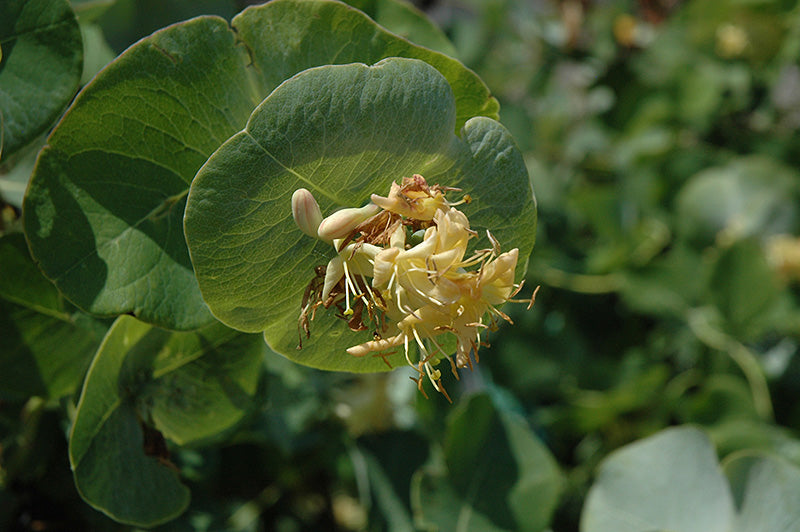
top-left (675, 156), bottom-right (800, 248)
top-left (232, 0), bottom-right (498, 131)
top-left (726, 454), bottom-right (800, 532)
top-left (138, 325), bottom-right (266, 446)
top-left (709, 238), bottom-right (782, 340)
top-left (23, 0), bottom-right (497, 331)
top-left (69, 315), bottom-right (264, 526)
top-left (581, 426), bottom-right (736, 532)
top-left (0, 0), bottom-right (82, 158)
top-left (184, 58), bottom-right (536, 373)
top-left (23, 16), bottom-right (249, 330)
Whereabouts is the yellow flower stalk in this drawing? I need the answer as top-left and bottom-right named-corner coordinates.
top-left (293, 175), bottom-right (536, 400)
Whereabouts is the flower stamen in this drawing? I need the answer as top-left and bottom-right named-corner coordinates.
top-left (292, 175), bottom-right (536, 400)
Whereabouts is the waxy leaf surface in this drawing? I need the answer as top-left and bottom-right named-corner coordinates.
top-left (581, 426), bottom-right (736, 532)
top-left (184, 58), bottom-right (536, 373)
top-left (0, 0), bottom-right (82, 158)
top-left (69, 315), bottom-right (264, 526)
top-left (582, 427), bottom-right (800, 532)
top-left (23, 0), bottom-right (497, 330)
top-left (728, 454), bottom-right (800, 532)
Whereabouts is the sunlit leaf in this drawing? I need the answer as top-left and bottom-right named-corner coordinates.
top-left (726, 453), bottom-right (800, 532)
top-left (23, 0), bottom-right (499, 331)
top-left (184, 58), bottom-right (535, 373)
top-left (581, 426), bottom-right (735, 532)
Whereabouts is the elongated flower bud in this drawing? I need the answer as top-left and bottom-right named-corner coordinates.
top-left (317, 203), bottom-right (379, 241)
top-left (292, 188), bottom-right (323, 238)
top-left (293, 175), bottom-right (535, 402)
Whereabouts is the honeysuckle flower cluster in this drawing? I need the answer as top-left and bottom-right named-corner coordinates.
top-left (292, 175), bottom-right (536, 400)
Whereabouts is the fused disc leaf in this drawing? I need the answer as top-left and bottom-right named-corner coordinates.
top-left (23, 0), bottom-right (497, 331)
top-left (69, 315), bottom-right (264, 526)
top-left (184, 58), bottom-right (536, 373)
top-left (232, 0), bottom-right (498, 130)
top-left (23, 16), bottom-right (249, 330)
top-left (0, 0), bottom-right (82, 158)
top-left (581, 426), bottom-right (736, 532)
top-left (728, 455), bottom-right (800, 532)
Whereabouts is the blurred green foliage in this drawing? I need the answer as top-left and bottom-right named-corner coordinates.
top-left (2, 0), bottom-right (800, 531)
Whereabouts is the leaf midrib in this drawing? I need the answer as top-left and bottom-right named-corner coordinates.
top-left (150, 327), bottom-right (241, 379)
top-left (243, 129), bottom-right (348, 206)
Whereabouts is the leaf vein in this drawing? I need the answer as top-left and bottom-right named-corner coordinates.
top-left (242, 130), bottom-right (347, 206)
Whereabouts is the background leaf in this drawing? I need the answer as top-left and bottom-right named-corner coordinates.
top-left (0, 232), bottom-right (106, 400)
top-left (184, 58), bottom-right (535, 373)
top-left (0, 133), bottom-right (42, 207)
top-left (413, 472), bottom-right (511, 532)
top-left (412, 393), bottom-right (562, 532)
top-left (342, 0), bottom-right (458, 57)
top-left (708, 238), bottom-right (783, 340)
top-left (69, 315), bottom-right (264, 525)
top-left (0, 302), bottom-right (106, 401)
top-left (0, 231), bottom-right (62, 314)
top-left (580, 426), bottom-right (736, 532)
top-left (232, 0), bottom-right (498, 131)
top-left (92, 0), bottom-right (236, 52)
top-left (726, 454), bottom-right (800, 532)
top-left (23, 0), bottom-right (498, 331)
top-left (675, 157), bottom-right (800, 248)
top-left (0, 0), bottom-right (83, 158)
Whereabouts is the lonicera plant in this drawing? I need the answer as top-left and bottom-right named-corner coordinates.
top-left (288, 176), bottom-right (538, 400)
top-left (5, 0), bottom-right (540, 527)
top-left (7, 1), bottom-right (799, 530)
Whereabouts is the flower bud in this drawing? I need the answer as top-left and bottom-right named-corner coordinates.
top-left (292, 188), bottom-right (323, 238)
top-left (317, 203), bottom-right (379, 241)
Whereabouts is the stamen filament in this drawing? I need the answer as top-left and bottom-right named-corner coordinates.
top-left (293, 176), bottom-right (534, 402)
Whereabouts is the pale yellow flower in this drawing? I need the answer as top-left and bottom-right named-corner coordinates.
top-left (317, 203), bottom-right (380, 241)
top-left (294, 176), bottom-right (534, 400)
top-left (370, 174), bottom-right (448, 220)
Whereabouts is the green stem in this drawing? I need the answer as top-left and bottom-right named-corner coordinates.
top-left (687, 308), bottom-right (774, 421)
top-left (535, 265), bottom-right (622, 294)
